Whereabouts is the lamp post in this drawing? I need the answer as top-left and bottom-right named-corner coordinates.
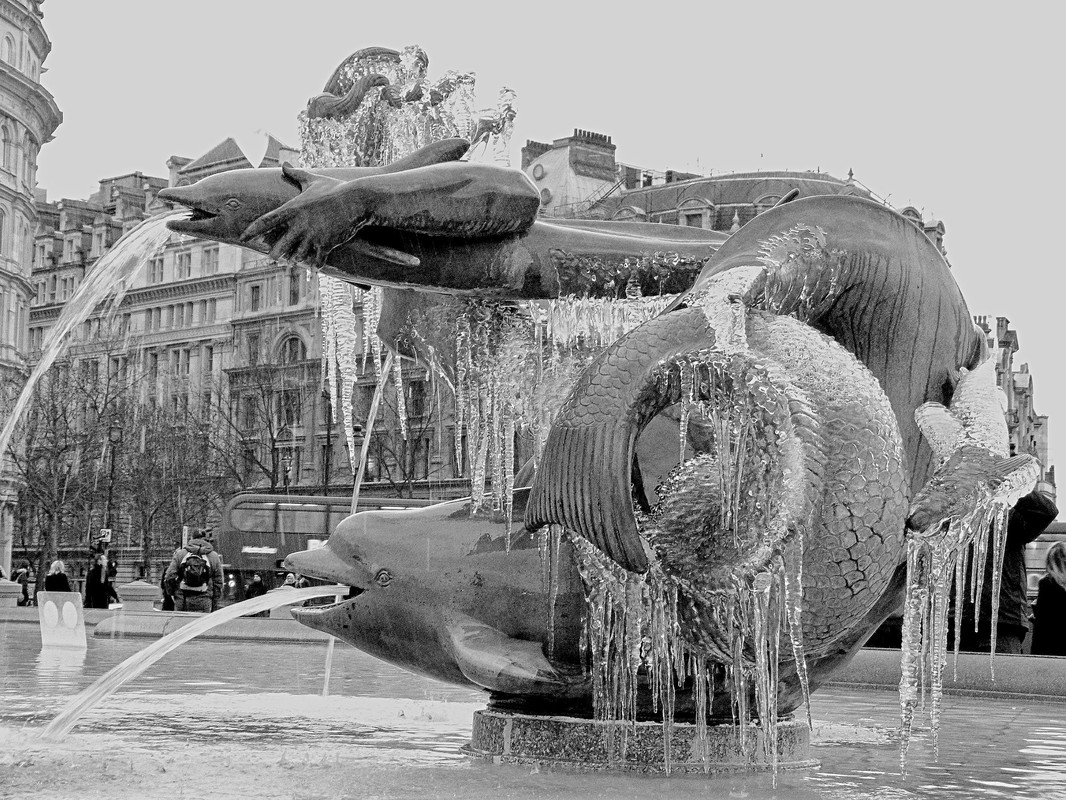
top-left (102, 424), bottom-right (123, 564)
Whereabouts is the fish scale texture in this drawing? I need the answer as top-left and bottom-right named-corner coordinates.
top-left (530, 305), bottom-right (908, 654)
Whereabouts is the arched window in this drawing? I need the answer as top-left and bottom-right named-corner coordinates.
top-left (279, 335), bottom-right (307, 364)
top-left (1, 37), bottom-right (14, 66)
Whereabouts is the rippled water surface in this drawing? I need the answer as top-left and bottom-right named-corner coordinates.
top-left (1, 623), bottom-right (1064, 799)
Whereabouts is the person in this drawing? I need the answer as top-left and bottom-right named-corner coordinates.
top-left (279, 573), bottom-right (297, 589)
top-left (958, 485), bottom-right (1058, 653)
top-left (245, 573), bottom-right (268, 600)
top-left (43, 560), bottom-right (72, 593)
top-left (84, 554), bottom-right (118, 609)
top-left (13, 563), bottom-right (30, 606)
top-left (1032, 542), bottom-right (1066, 656)
top-left (159, 572), bottom-right (175, 611)
top-left (164, 532), bottom-right (225, 613)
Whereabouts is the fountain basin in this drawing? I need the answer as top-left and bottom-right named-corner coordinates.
top-left (2, 626), bottom-right (1065, 798)
top-left (465, 709), bottom-right (815, 774)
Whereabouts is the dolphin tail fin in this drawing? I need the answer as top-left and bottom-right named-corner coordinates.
top-left (444, 612), bottom-right (587, 698)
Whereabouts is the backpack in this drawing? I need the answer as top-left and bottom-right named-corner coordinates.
top-left (179, 552), bottom-right (210, 589)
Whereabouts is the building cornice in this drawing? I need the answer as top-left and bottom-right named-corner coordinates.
top-left (124, 274), bottom-right (235, 304)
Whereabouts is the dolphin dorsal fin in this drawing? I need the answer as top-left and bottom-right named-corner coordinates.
top-left (443, 612), bottom-right (585, 698)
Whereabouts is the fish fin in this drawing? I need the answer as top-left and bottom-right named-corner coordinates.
top-left (990, 454), bottom-right (1041, 505)
top-left (443, 612), bottom-right (585, 698)
top-left (914, 401), bottom-right (964, 462)
top-left (346, 238), bottom-right (421, 268)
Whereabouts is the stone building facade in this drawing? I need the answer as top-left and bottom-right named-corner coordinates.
top-left (0, 0), bottom-right (59, 575)
top-left (975, 315), bottom-right (1053, 485)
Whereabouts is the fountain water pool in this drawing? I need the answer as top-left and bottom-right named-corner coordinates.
top-left (1, 625), bottom-right (1064, 799)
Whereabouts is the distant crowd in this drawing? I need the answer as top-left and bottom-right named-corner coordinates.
top-left (3, 529), bottom-right (312, 617)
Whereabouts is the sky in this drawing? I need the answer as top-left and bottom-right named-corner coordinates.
top-left (33, 1), bottom-right (1065, 479)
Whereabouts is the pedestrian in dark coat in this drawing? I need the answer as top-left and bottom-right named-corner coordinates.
top-left (958, 486), bottom-right (1058, 653)
top-left (1032, 541), bottom-right (1066, 656)
top-left (84, 555), bottom-right (118, 609)
top-left (43, 560), bottom-right (72, 593)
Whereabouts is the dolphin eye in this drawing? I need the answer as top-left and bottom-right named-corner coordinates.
top-left (224, 198), bottom-right (242, 209)
top-left (374, 569), bottom-right (393, 587)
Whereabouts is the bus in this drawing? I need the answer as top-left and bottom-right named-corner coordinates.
top-left (214, 493), bottom-right (433, 602)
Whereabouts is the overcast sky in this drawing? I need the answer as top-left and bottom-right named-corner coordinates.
top-left (34, 1), bottom-right (1065, 485)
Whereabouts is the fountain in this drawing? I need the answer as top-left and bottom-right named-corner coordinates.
top-left (2, 44), bottom-right (1060, 795)
top-left (148, 45), bottom-right (1052, 776)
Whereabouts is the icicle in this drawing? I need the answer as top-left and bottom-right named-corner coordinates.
top-left (351, 350), bottom-right (395, 514)
top-left (392, 350), bottom-right (407, 440)
top-left (503, 409), bottom-right (516, 539)
top-left (453, 315), bottom-right (470, 477)
top-left (678, 357), bottom-right (693, 465)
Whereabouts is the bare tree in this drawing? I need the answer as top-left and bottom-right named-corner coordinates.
top-left (357, 370), bottom-right (454, 498)
top-left (6, 344), bottom-right (131, 591)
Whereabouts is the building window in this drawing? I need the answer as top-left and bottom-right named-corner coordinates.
top-left (249, 284), bottom-right (262, 311)
top-left (207, 299), bottom-right (217, 321)
top-left (242, 396), bottom-right (257, 429)
top-left (248, 333), bottom-right (260, 365)
top-left (203, 246), bottom-right (219, 275)
top-left (203, 344), bottom-right (215, 373)
top-left (406, 380), bottom-right (426, 417)
top-left (148, 256), bottom-right (164, 283)
top-left (1, 36), bottom-right (13, 66)
top-left (279, 336), bottom-right (306, 364)
top-left (175, 251), bottom-right (192, 279)
top-left (242, 448), bottom-right (256, 480)
top-left (411, 437), bottom-right (430, 481)
top-left (175, 304), bottom-right (185, 328)
top-left (288, 269), bottom-right (301, 305)
top-left (278, 389), bottom-right (302, 428)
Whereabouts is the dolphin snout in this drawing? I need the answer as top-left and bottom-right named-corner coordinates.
top-left (156, 186), bottom-right (194, 205)
top-left (284, 543), bottom-right (374, 589)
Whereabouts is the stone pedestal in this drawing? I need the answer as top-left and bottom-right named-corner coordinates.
top-left (117, 580), bottom-right (161, 612)
top-left (0, 577), bottom-right (22, 607)
top-left (464, 709), bottom-right (816, 774)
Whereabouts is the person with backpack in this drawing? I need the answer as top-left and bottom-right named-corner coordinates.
top-left (163, 533), bottom-right (225, 613)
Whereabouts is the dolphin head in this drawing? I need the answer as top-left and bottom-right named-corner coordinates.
top-left (283, 492), bottom-right (587, 696)
top-left (157, 168), bottom-right (298, 244)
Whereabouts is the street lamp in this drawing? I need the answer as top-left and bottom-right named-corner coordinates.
top-left (104, 424), bottom-right (123, 537)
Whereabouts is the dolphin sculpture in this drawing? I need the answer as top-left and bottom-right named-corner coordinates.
top-left (157, 139), bottom-right (725, 300)
top-left (164, 143), bottom-right (1010, 719)
top-left (284, 489), bottom-right (589, 702)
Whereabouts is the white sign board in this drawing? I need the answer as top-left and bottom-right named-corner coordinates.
top-left (37, 591), bottom-right (87, 650)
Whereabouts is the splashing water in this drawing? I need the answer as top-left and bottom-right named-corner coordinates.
top-left (0, 211), bottom-right (182, 462)
top-left (40, 585), bottom-right (344, 740)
